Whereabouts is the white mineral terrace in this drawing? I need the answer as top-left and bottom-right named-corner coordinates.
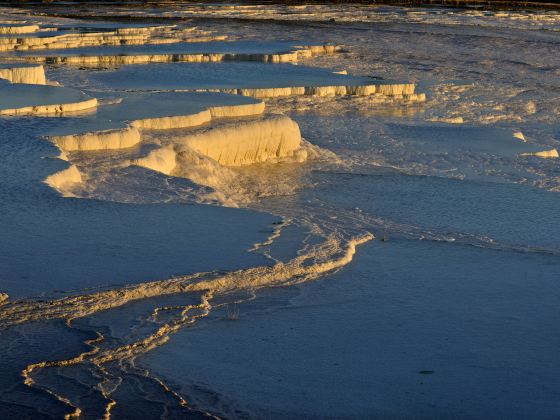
top-left (44, 164), bottom-right (83, 193)
top-left (0, 25), bottom-right (226, 52)
top-left (0, 23), bottom-right (40, 34)
top-left (136, 114), bottom-right (304, 169)
top-left (44, 91), bottom-right (305, 196)
top-left (0, 63), bottom-right (46, 84)
top-left (78, 62), bottom-right (423, 100)
top-left (203, 84), bottom-right (421, 98)
top-left (47, 91), bottom-right (269, 152)
top-left (0, 79), bottom-right (97, 115)
top-left (12, 42), bottom-right (342, 65)
top-left (521, 149), bottom-right (559, 159)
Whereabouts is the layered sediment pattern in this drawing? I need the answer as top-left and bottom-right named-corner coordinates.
top-left (85, 62), bottom-right (423, 100)
top-left (11, 41), bottom-right (342, 65)
top-left (0, 23), bottom-right (225, 52)
top-left (43, 91), bottom-right (309, 201)
top-left (48, 92), bottom-right (267, 152)
top-left (0, 5), bottom-right (558, 420)
top-left (171, 115), bottom-right (303, 166)
top-left (0, 63), bottom-right (46, 84)
top-left (216, 83), bottom-right (420, 99)
top-left (136, 114), bottom-right (304, 169)
top-left (0, 23), bottom-right (40, 34)
top-left (0, 79), bottom-right (96, 115)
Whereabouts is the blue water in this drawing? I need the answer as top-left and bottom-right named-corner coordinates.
top-left (85, 62), bottom-right (383, 91)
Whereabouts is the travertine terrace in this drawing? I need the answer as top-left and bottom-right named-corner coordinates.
top-left (84, 61), bottom-right (422, 100)
top-left (14, 42), bottom-right (342, 65)
top-left (0, 78), bottom-right (97, 115)
top-left (0, 22), bottom-right (226, 52)
top-left (0, 63), bottom-right (46, 84)
top-left (0, 6), bottom-right (437, 419)
top-left (0, 15), bottom-right (427, 200)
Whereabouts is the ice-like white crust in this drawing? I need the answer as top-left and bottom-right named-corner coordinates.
top-left (130, 102), bottom-right (266, 130)
top-left (136, 115), bottom-right (303, 173)
top-left (176, 115), bottom-right (303, 166)
top-left (44, 164), bottom-right (83, 196)
top-left (0, 24), bottom-right (39, 34)
top-left (202, 83), bottom-right (418, 98)
top-left (0, 31), bottom-right (227, 52)
top-left (22, 44), bottom-right (341, 66)
top-left (50, 98), bottom-right (266, 152)
top-left (0, 64), bottom-right (47, 84)
top-left (0, 79), bottom-right (97, 115)
top-left (521, 149), bottom-right (559, 159)
top-left (52, 127), bottom-right (142, 152)
top-left (0, 97), bottom-right (97, 116)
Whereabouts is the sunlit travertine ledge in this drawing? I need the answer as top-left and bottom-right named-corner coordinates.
top-left (520, 148), bottom-right (559, 158)
top-left (0, 63), bottom-right (46, 84)
top-left (0, 79), bottom-right (97, 115)
top-left (201, 84), bottom-right (420, 98)
top-left (44, 164), bottom-right (83, 194)
top-left (137, 114), bottom-right (304, 169)
top-left (0, 28), bottom-right (227, 52)
top-left (0, 23), bottom-right (40, 34)
top-left (82, 61), bottom-right (423, 100)
top-left (47, 92), bottom-right (267, 152)
top-left (42, 91), bottom-right (308, 201)
top-left (13, 42), bottom-right (342, 65)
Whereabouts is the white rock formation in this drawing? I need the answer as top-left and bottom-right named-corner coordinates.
top-left (513, 131), bottom-right (527, 142)
top-left (134, 146), bottom-right (179, 176)
top-left (0, 32), bottom-right (227, 52)
top-left (53, 127), bottom-right (142, 152)
top-left (175, 115), bottom-right (303, 166)
top-left (25, 44), bottom-right (341, 66)
top-left (130, 102), bottom-right (265, 130)
top-left (136, 115), bottom-right (304, 173)
top-left (429, 116), bottom-right (464, 124)
top-left (207, 102), bottom-right (266, 118)
top-left (133, 115), bottom-right (305, 206)
top-left (51, 97), bottom-right (266, 152)
top-left (0, 98), bottom-right (98, 116)
top-left (44, 164), bottom-right (83, 195)
top-left (521, 149), bottom-right (559, 159)
top-left (0, 24), bottom-right (225, 51)
top-left (0, 64), bottom-right (47, 84)
top-left (0, 24), bottom-right (39, 34)
top-left (0, 98), bottom-right (97, 116)
top-left (202, 82), bottom-right (417, 99)
top-left (0, 80), bottom-right (97, 116)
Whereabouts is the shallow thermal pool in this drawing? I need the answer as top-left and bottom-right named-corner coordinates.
top-left (44, 91), bottom-right (263, 136)
top-left (0, 78), bottom-right (94, 112)
top-left (78, 62), bottom-right (395, 91)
